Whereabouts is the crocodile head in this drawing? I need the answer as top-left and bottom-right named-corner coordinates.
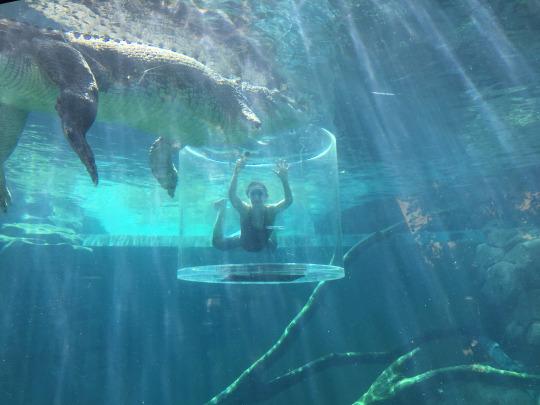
top-left (211, 80), bottom-right (306, 148)
top-left (243, 85), bottom-right (308, 138)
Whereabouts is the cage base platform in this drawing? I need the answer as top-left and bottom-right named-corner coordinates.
top-left (177, 263), bottom-right (344, 284)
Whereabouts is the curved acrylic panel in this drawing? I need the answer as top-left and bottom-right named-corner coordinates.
top-left (177, 127), bottom-right (343, 284)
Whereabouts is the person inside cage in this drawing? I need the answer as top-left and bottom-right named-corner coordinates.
top-left (212, 154), bottom-right (293, 252)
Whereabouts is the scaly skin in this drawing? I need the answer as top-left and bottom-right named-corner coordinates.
top-left (0, 18), bottom-right (300, 209)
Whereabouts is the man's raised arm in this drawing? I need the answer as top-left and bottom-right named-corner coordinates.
top-left (229, 157), bottom-right (248, 214)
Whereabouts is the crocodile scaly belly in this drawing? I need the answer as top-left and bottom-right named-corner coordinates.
top-left (97, 86), bottom-right (216, 145)
top-left (0, 55), bottom-right (58, 112)
top-left (0, 56), bottom-right (213, 146)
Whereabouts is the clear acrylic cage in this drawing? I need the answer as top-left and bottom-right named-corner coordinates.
top-left (177, 127), bottom-right (344, 284)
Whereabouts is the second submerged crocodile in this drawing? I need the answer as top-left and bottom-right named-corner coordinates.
top-left (0, 18), bottom-right (300, 210)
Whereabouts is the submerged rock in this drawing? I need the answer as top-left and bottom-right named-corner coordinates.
top-left (504, 238), bottom-right (540, 288)
top-left (487, 228), bottom-right (519, 249)
top-left (0, 223), bottom-right (82, 245)
top-left (504, 289), bottom-right (540, 363)
top-left (439, 381), bottom-right (536, 404)
top-left (0, 238), bottom-right (92, 259)
top-left (503, 242), bottom-right (529, 267)
top-left (522, 238), bottom-right (540, 259)
top-left (0, 222), bottom-right (91, 270)
top-left (474, 229), bottom-right (540, 366)
top-left (480, 261), bottom-right (521, 307)
top-left (474, 243), bottom-right (504, 269)
top-left (526, 321), bottom-right (540, 346)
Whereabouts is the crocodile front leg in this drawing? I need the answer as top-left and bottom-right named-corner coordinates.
top-left (0, 168), bottom-right (11, 212)
top-left (31, 38), bottom-right (99, 185)
top-left (149, 137), bottom-right (182, 198)
top-left (0, 104), bottom-right (28, 212)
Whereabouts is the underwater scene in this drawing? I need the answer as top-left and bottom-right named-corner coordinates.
top-left (1, 0), bottom-right (540, 403)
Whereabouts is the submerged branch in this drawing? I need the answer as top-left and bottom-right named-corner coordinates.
top-left (355, 348), bottom-right (540, 405)
top-left (206, 221), bottom-right (406, 404)
top-left (259, 327), bottom-right (465, 400)
top-left (265, 352), bottom-right (394, 395)
top-left (343, 221), bottom-right (407, 267)
top-left (206, 281), bottom-right (328, 404)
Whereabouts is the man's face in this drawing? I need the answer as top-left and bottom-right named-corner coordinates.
top-left (248, 187), bottom-right (268, 205)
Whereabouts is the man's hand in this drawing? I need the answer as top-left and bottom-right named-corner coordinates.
top-left (273, 159), bottom-right (289, 180)
top-left (234, 155), bottom-right (247, 173)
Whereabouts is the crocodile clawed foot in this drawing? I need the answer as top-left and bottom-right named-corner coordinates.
top-left (57, 90), bottom-right (99, 185)
top-left (0, 183), bottom-right (11, 213)
top-left (149, 137), bottom-right (180, 198)
top-left (64, 125), bottom-right (99, 185)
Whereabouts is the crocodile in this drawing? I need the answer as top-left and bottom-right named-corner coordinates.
top-left (0, 18), bottom-right (301, 211)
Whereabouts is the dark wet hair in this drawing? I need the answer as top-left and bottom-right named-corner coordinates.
top-left (246, 181), bottom-right (268, 197)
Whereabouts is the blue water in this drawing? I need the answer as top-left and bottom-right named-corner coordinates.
top-left (1, 0), bottom-right (540, 404)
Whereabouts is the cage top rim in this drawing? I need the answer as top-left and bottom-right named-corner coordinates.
top-left (182, 128), bottom-right (336, 167)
